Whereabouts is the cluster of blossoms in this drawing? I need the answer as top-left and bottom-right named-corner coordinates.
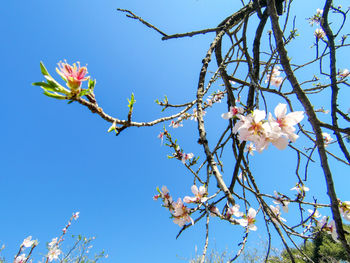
top-left (206, 90), bottom-right (225, 107)
top-left (13, 212), bottom-right (80, 263)
top-left (153, 186), bottom-right (195, 227)
top-left (308, 9), bottom-right (326, 40)
top-left (154, 186), bottom-right (260, 231)
top-left (228, 103), bottom-right (304, 152)
top-left (317, 216), bottom-right (338, 241)
top-left (308, 8), bottom-right (323, 25)
top-left (265, 66), bottom-right (283, 87)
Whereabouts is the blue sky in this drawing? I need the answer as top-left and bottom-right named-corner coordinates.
top-left (1, 0), bottom-right (349, 262)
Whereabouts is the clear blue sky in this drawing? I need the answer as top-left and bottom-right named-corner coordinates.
top-left (1, 0), bottom-right (349, 262)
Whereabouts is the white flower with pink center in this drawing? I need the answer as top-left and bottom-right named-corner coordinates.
top-left (269, 103), bottom-right (304, 143)
top-left (314, 28), bottom-right (326, 39)
top-left (183, 185), bottom-right (207, 204)
top-left (47, 247), bottom-right (62, 262)
top-left (172, 198), bottom-right (194, 227)
top-left (322, 132), bottom-right (333, 146)
top-left (237, 207), bottom-right (258, 231)
top-left (181, 153), bottom-right (194, 164)
top-left (226, 204), bottom-right (243, 218)
top-left (221, 106), bottom-right (244, 120)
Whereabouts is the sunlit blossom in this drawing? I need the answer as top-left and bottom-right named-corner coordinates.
top-left (191, 109), bottom-right (206, 121)
top-left (237, 207), bottom-right (258, 231)
top-left (47, 247), bottom-right (62, 262)
top-left (314, 28), bottom-right (326, 39)
top-left (48, 238), bottom-right (58, 249)
top-left (308, 209), bottom-right (321, 219)
top-left (322, 132), bottom-right (333, 146)
top-left (56, 61), bottom-right (89, 92)
top-left (172, 198), bottom-right (194, 227)
top-left (221, 106), bottom-right (244, 120)
top-left (181, 152), bottom-right (194, 164)
top-left (226, 204), bottom-right (243, 218)
top-left (169, 120), bottom-right (183, 128)
top-left (22, 236), bottom-right (35, 248)
top-left (209, 206), bottom-right (221, 217)
top-left (73, 212), bottom-right (80, 220)
top-left (14, 254), bottom-right (26, 263)
top-left (291, 183), bottom-right (309, 197)
top-left (244, 142), bottom-right (256, 156)
top-left (338, 68), bottom-right (350, 78)
top-left (269, 205), bottom-right (286, 223)
top-left (183, 185), bottom-right (207, 204)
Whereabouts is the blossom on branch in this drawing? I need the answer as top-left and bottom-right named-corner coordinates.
top-left (14, 254), bottom-right (27, 263)
top-left (21, 236), bottom-right (35, 248)
top-left (338, 68), bottom-right (350, 79)
top-left (322, 132), bottom-right (333, 146)
top-left (314, 28), bottom-right (326, 39)
top-left (56, 61), bottom-right (89, 93)
top-left (172, 198), bottom-right (194, 227)
top-left (273, 191), bottom-right (290, 213)
top-left (183, 185), bottom-right (207, 204)
top-left (221, 106), bottom-right (244, 120)
top-left (237, 207), bottom-right (258, 231)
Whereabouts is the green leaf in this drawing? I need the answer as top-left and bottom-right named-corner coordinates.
top-left (88, 79), bottom-right (96, 91)
top-left (32, 82), bottom-right (52, 88)
top-left (40, 61), bottom-right (50, 76)
top-left (43, 90), bottom-right (66, 100)
top-left (127, 93), bottom-right (136, 109)
top-left (78, 89), bottom-right (91, 97)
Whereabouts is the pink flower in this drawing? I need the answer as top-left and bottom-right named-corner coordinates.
top-left (169, 120), bottom-right (183, 128)
top-left (221, 106), bottom-right (244, 120)
top-left (56, 61), bottom-right (89, 91)
top-left (183, 185), bottom-right (207, 204)
top-left (172, 198), bottom-right (194, 227)
top-left (209, 206), bottom-right (221, 217)
top-left (265, 66), bottom-right (283, 87)
top-left (237, 207), bottom-right (258, 231)
top-left (157, 132), bottom-right (165, 145)
top-left (158, 186), bottom-right (173, 209)
top-left (191, 109), bottom-right (206, 121)
top-left (181, 153), bottom-right (194, 164)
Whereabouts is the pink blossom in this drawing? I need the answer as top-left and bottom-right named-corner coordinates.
top-left (317, 217), bottom-right (338, 242)
top-left (181, 153), bottom-right (194, 164)
top-left (221, 106), bottom-right (244, 120)
top-left (172, 198), bottom-right (194, 227)
top-left (291, 183), bottom-right (309, 196)
top-left (169, 120), bottom-right (183, 128)
top-left (265, 66), bottom-right (283, 87)
top-left (56, 61), bottom-right (89, 91)
top-left (48, 238), bottom-right (58, 249)
top-left (157, 132), bottom-right (165, 145)
top-left (183, 185), bottom-right (207, 204)
top-left (237, 207), bottom-right (258, 231)
top-left (226, 204), bottom-right (243, 218)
